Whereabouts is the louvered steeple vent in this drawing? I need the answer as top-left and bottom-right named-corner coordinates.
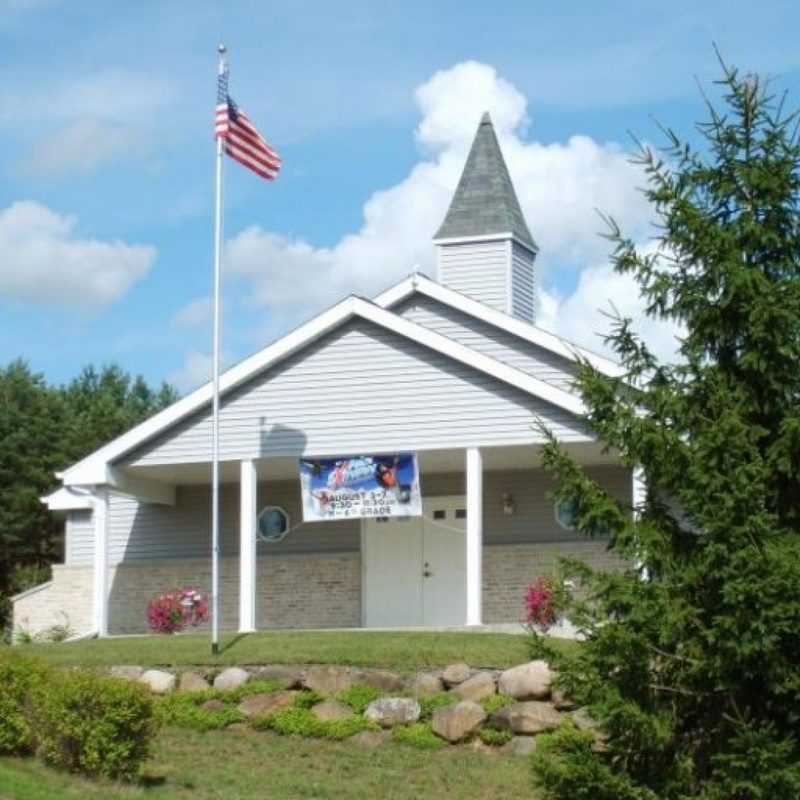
top-left (434, 112), bottom-right (537, 322)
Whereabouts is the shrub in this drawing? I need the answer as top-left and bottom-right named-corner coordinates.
top-left (155, 692), bottom-right (244, 731)
top-left (532, 724), bottom-right (644, 800)
top-left (419, 691), bottom-right (457, 720)
top-left (255, 706), bottom-right (377, 740)
top-left (31, 670), bottom-right (156, 780)
top-left (324, 715), bottom-right (377, 741)
top-left (479, 727), bottom-right (513, 747)
top-left (393, 723), bottom-right (446, 750)
top-left (293, 689), bottom-right (324, 709)
top-left (0, 652), bottom-right (51, 755)
top-left (223, 678), bottom-right (283, 704)
top-left (524, 576), bottom-right (560, 631)
top-left (336, 684), bottom-right (381, 714)
top-left (147, 587), bottom-right (208, 634)
top-left (254, 707), bottom-right (323, 737)
top-left (481, 693), bottom-right (515, 715)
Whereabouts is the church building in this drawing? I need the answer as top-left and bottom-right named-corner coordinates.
top-left (13, 113), bottom-right (635, 638)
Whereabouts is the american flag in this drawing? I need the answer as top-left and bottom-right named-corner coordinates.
top-left (215, 69), bottom-right (281, 180)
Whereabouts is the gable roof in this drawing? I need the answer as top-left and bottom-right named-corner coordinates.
top-left (434, 112), bottom-right (536, 251)
top-left (60, 293), bottom-right (587, 487)
top-left (374, 272), bottom-right (625, 378)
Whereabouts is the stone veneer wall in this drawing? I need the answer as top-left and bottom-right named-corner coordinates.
top-left (13, 541), bottom-right (623, 636)
top-left (482, 541), bottom-right (627, 625)
top-left (12, 564), bottom-right (94, 637)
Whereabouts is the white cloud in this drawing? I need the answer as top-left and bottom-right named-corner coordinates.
top-left (538, 261), bottom-right (683, 363)
top-left (23, 119), bottom-right (147, 176)
top-left (221, 61), bottom-right (681, 360)
top-left (225, 61), bottom-right (654, 331)
top-left (1, 69), bottom-right (172, 176)
top-left (0, 201), bottom-right (155, 307)
top-left (172, 296), bottom-right (214, 328)
top-left (168, 350), bottom-right (212, 394)
top-left (168, 349), bottom-right (235, 394)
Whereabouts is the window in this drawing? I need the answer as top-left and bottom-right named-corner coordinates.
top-left (555, 499), bottom-right (609, 536)
top-left (554, 499), bottom-right (579, 531)
top-left (257, 506), bottom-right (290, 543)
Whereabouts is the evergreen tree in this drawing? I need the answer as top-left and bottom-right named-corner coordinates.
top-left (530, 59), bottom-right (800, 798)
top-left (0, 362), bottom-right (177, 629)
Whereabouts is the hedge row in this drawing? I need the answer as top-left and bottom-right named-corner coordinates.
top-left (0, 650), bottom-right (156, 780)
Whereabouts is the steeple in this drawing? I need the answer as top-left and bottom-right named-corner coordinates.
top-left (435, 112), bottom-right (536, 250)
top-left (434, 113), bottom-right (537, 322)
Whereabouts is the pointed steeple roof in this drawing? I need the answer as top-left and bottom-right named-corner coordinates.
top-left (434, 112), bottom-right (536, 250)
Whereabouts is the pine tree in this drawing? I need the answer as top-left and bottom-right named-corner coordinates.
top-left (0, 362), bottom-right (177, 630)
top-left (530, 57), bottom-right (800, 799)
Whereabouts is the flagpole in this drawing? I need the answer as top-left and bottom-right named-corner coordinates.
top-left (210, 42), bottom-right (226, 656)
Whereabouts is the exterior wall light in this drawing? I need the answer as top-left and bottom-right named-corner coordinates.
top-left (502, 493), bottom-right (515, 515)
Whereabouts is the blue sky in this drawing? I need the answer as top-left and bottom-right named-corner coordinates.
top-left (1, 0), bottom-right (798, 391)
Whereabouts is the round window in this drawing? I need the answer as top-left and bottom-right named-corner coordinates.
top-left (257, 506), bottom-right (290, 543)
top-left (554, 498), bottom-right (579, 531)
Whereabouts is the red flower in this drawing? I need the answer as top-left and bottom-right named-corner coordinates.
top-left (147, 587), bottom-right (210, 634)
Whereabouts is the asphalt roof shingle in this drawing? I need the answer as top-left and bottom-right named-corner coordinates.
top-left (434, 112), bottom-right (536, 250)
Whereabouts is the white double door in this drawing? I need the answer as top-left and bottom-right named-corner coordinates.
top-left (363, 496), bottom-right (467, 627)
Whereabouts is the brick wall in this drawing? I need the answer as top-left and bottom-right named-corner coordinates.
top-left (13, 541), bottom-right (623, 636)
top-left (482, 541), bottom-right (627, 624)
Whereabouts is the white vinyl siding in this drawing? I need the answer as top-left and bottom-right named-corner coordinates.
top-left (104, 482), bottom-right (359, 566)
top-left (97, 466), bottom-right (631, 566)
top-left (438, 239), bottom-right (509, 312)
top-left (65, 510), bottom-right (94, 566)
top-left (511, 241), bottom-right (535, 322)
top-left (120, 318), bottom-right (589, 469)
top-left (394, 294), bottom-right (579, 392)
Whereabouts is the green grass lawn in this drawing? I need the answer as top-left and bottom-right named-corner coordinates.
top-left (10, 630), bottom-right (576, 672)
top-left (0, 726), bottom-right (537, 800)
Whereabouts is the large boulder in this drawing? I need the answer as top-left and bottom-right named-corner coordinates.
top-left (453, 671), bottom-right (495, 702)
top-left (214, 667), bottom-right (251, 691)
top-left (509, 736), bottom-right (538, 756)
top-left (303, 666), bottom-right (359, 695)
top-left (356, 669), bottom-right (405, 693)
top-left (551, 687), bottom-right (576, 711)
top-left (179, 671), bottom-right (210, 693)
top-left (139, 669), bottom-right (176, 694)
top-left (408, 672), bottom-right (444, 698)
top-left (312, 699), bottom-right (354, 722)
top-left (364, 697), bottom-right (421, 728)
top-left (497, 660), bottom-right (553, 700)
top-left (251, 665), bottom-right (303, 689)
top-left (238, 690), bottom-right (297, 718)
top-left (490, 701), bottom-right (561, 735)
top-left (441, 663), bottom-right (471, 687)
top-left (431, 700), bottom-right (487, 742)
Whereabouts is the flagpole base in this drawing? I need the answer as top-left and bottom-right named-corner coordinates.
top-left (211, 641), bottom-right (220, 656)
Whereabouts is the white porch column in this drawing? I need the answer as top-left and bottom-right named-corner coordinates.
top-left (92, 487), bottom-right (109, 637)
top-left (632, 465), bottom-right (648, 578)
top-left (466, 447), bottom-right (483, 626)
top-left (239, 459), bottom-right (257, 632)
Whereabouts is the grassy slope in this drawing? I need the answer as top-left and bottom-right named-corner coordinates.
top-left (11, 630), bottom-right (576, 671)
top-left (0, 727), bottom-right (536, 800)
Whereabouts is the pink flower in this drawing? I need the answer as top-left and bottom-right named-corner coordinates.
top-left (147, 586), bottom-right (210, 634)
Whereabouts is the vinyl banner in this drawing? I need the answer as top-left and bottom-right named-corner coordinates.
top-left (299, 453), bottom-right (422, 522)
